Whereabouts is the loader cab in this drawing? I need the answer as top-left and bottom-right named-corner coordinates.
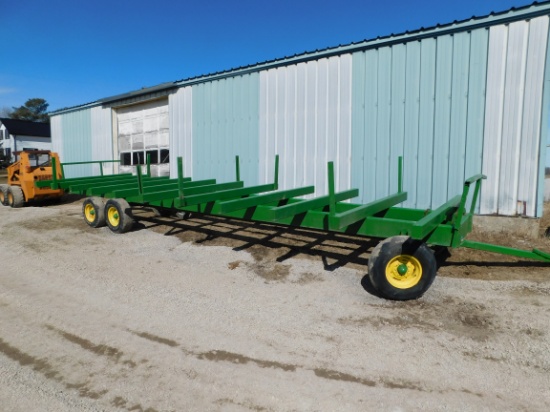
top-left (26, 150), bottom-right (52, 171)
top-left (14, 150), bottom-right (53, 172)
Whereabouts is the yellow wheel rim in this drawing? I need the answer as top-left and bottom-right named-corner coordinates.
top-left (84, 203), bottom-right (96, 222)
top-left (385, 255), bottom-right (422, 289)
top-left (107, 206), bottom-right (120, 227)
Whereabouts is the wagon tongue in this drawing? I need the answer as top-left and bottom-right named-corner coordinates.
top-left (460, 240), bottom-right (550, 263)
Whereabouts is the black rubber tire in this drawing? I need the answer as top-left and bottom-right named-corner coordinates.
top-left (7, 186), bottom-right (25, 208)
top-left (368, 236), bottom-right (437, 301)
top-left (82, 197), bottom-right (106, 228)
top-left (0, 184), bottom-right (8, 206)
top-left (432, 246), bottom-right (451, 269)
top-left (104, 198), bottom-right (134, 233)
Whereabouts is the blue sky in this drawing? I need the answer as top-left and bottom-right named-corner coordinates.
top-left (1, 0), bottom-right (533, 112)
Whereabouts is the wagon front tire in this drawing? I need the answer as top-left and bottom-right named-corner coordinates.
top-left (0, 184), bottom-right (8, 206)
top-left (105, 198), bottom-right (134, 233)
top-left (368, 236), bottom-right (437, 301)
top-left (7, 186), bottom-right (24, 208)
top-left (82, 197), bottom-right (106, 228)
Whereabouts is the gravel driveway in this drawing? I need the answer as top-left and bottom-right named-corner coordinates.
top-left (0, 198), bottom-right (549, 411)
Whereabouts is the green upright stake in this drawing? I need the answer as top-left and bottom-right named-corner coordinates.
top-left (453, 183), bottom-right (471, 228)
top-left (51, 156), bottom-right (59, 189)
top-left (398, 156), bottom-right (403, 193)
top-left (235, 155), bottom-right (241, 182)
top-left (328, 162), bottom-right (336, 215)
top-left (99, 162), bottom-right (104, 176)
top-left (177, 157), bottom-right (185, 202)
top-left (470, 179), bottom-right (482, 215)
top-left (136, 165), bottom-right (144, 194)
top-left (146, 154), bottom-right (151, 177)
top-left (274, 155), bottom-right (279, 190)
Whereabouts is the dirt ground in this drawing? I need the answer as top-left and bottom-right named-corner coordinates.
top-left (0, 189), bottom-right (549, 411)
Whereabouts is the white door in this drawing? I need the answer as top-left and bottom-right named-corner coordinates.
top-left (116, 99), bottom-right (169, 176)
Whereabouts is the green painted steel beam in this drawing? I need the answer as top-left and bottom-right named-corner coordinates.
top-left (328, 192), bottom-right (408, 230)
top-left (383, 207), bottom-right (428, 221)
top-left (141, 176), bottom-right (177, 185)
top-left (465, 174), bottom-right (486, 185)
top-left (218, 186), bottom-right (315, 213)
top-left (58, 174), bottom-right (135, 185)
top-left (34, 173), bottom-right (135, 189)
top-left (141, 179), bottom-right (216, 193)
top-left (180, 183), bottom-right (276, 207)
top-left (87, 182), bottom-right (140, 196)
top-left (461, 240), bottom-right (550, 262)
top-left (452, 174), bottom-right (486, 227)
top-left (182, 181), bottom-right (244, 197)
top-left (410, 195), bottom-right (461, 239)
top-left (67, 177), bottom-right (139, 193)
top-left (65, 176), bottom-right (137, 189)
top-left (85, 176), bottom-right (180, 196)
top-left (143, 181), bottom-right (245, 204)
top-left (264, 189), bottom-right (359, 222)
top-left (110, 178), bottom-right (216, 200)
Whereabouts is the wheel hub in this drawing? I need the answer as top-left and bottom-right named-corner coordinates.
top-left (107, 206), bottom-right (120, 226)
top-left (84, 204), bottom-right (96, 222)
top-left (397, 263), bottom-right (408, 275)
top-left (385, 255), bottom-right (422, 289)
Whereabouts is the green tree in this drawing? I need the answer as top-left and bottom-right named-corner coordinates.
top-left (11, 98), bottom-right (49, 122)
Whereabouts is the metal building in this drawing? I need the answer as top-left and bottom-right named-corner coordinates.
top-left (50, 2), bottom-right (550, 218)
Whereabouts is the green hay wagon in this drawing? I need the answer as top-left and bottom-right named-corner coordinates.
top-left (35, 155), bottom-right (550, 301)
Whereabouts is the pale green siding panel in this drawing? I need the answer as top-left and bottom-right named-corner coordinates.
top-left (416, 38), bottom-right (437, 208)
top-left (61, 109), bottom-right (93, 177)
top-left (365, 49), bottom-right (379, 202)
top-left (447, 32), bottom-right (472, 200)
top-left (403, 41), bottom-right (421, 207)
top-left (351, 29), bottom-right (490, 210)
top-left (465, 29), bottom-right (490, 212)
top-left (375, 47), bottom-right (392, 199)
top-left (192, 73), bottom-right (259, 185)
top-left (389, 44), bottom-right (407, 195)
top-left (351, 51), bottom-right (367, 199)
top-left (432, 35), bottom-right (454, 207)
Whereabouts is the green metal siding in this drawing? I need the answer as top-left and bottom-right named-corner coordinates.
top-left (192, 73), bottom-right (260, 185)
top-left (61, 109), bottom-right (93, 178)
top-left (351, 28), bottom-right (489, 210)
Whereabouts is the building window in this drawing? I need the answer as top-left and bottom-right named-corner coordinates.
top-left (120, 152), bottom-right (132, 166)
top-left (120, 150), bottom-right (169, 166)
top-left (0, 129), bottom-right (3, 140)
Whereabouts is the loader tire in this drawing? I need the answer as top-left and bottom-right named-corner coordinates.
top-left (105, 198), bottom-right (134, 234)
top-left (7, 186), bottom-right (25, 208)
top-left (0, 184), bottom-right (8, 206)
top-left (82, 197), bottom-right (106, 228)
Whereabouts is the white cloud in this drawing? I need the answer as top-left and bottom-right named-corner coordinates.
top-left (0, 87), bottom-right (16, 95)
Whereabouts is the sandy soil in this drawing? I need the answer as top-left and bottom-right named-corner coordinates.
top-left (0, 196), bottom-right (549, 412)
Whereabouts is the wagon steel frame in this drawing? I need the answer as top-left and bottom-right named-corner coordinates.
top-left (36, 155), bottom-right (550, 300)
